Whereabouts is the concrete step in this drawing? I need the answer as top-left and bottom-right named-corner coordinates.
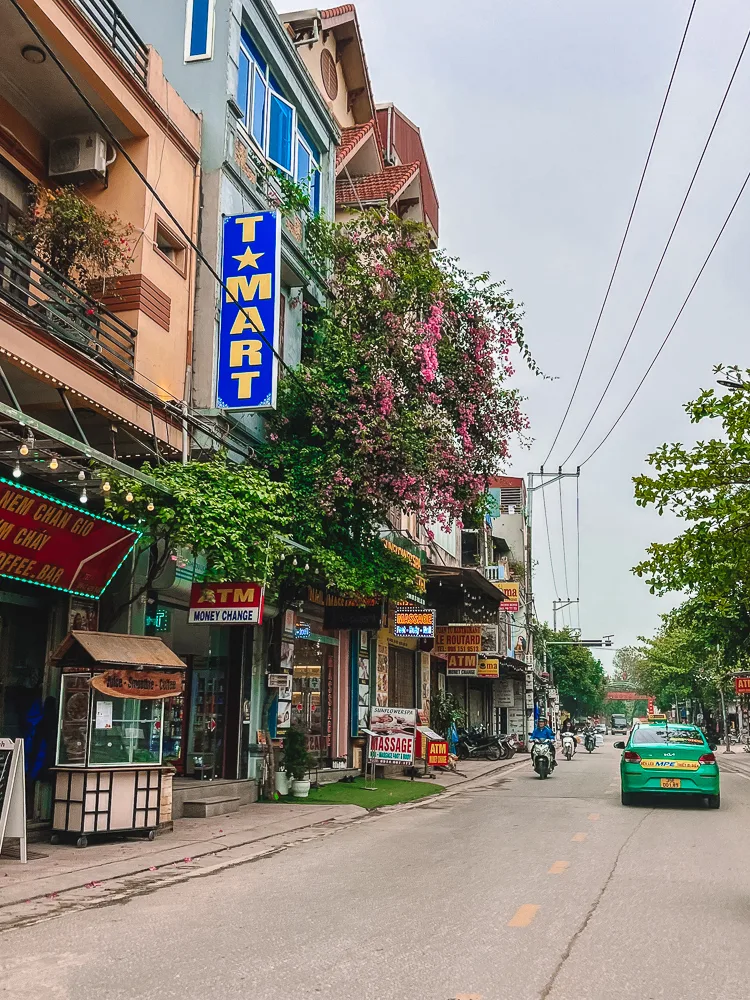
top-left (181, 795), bottom-right (241, 818)
top-left (313, 768), bottom-right (361, 786)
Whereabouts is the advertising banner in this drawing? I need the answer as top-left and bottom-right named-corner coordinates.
top-left (188, 582), bottom-right (264, 624)
top-left (0, 480), bottom-right (139, 599)
top-left (480, 624), bottom-right (499, 653)
top-left (90, 670), bottom-right (183, 699)
top-left (435, 626), bottom-right (482, 654)
top-left (495, 581), bottom-right (520, 612)
top-left (217, 211), bottom-right (281, 410)
top-left (393, 606), bottom-right (436, 638)
top-left (446, 652), bottom-right (478, 677)
top-left (477, 656), bottom-right (501, 680)
top-left (368, 707), bottom-right (416, 763)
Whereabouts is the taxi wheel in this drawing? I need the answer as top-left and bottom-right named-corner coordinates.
top-left (621, 790), bottom-right (634, 806)
top-left (707, 793), bottom-right (721, 810)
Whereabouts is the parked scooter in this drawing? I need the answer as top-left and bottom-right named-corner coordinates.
top-left (530, 739), bottom-right (555, 778)
top-left (456, 727), bottom-right (502, 761)
top-left (561, 731), bottom-right (576, 760)
top-left (496, 733), bottom-right (517, 759)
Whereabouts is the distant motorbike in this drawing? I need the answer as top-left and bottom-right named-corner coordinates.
top-left (530, 739), bottom-right (555, 778)
top-left (584, 730), bottom-right (596, 753)
top-left (561, 732), bottom-right (576, 760)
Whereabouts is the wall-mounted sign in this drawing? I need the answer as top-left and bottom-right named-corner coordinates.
top-left (90, 670), bottom-right (184, 700)
top-left (435, 626), bottom-right (482, 653)
top-left (323, 594), bottom-right (383, 630)
top-left (496, 581), bottom-right (520, 612)
top-left (145, 607), bottom-right (171, 633)
top-left (217, 211), bottom-right (281, 410)
top-left (446, 652), bottom-right (478, 676)
top-left (382, 538), bottom-right (422, 570)
top-left (268, 673), bottom-right (291, 688)
top-left (393, 606), bottom-right (435, 638)
top-left (480, 624), bottom-right (499, 653)
top-left (188, 582), bottom-right (264, 624)
top-left (496, 677), bottom-right (514, 705)
top-left (0, 480), bottom-right (139, 599)
top-left (294, 622), bottom-right (311, 639)
top-left (477, 656), bottom-right (500, 679)
top-left (735, 676), bottom-right (750, 696)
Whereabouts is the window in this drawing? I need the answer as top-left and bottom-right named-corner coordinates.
top-left (154, 218), bottom-right (187, 275)
top-left (236, 27), bottom-right (321, 201)
top-left (185, 0), bottom-right (215, 61)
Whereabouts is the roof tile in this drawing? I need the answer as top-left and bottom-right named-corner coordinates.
top-left (321, 5), bottom-right (356, 19)
top-left (337, 121), bottom-right (375, 168)
top-left (336, 162), bottom-right (419, 207)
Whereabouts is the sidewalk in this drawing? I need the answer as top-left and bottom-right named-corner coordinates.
top-left (0, 754), bottom-right (523, 921)
top-left (718, 750), bottom-right (750, 779)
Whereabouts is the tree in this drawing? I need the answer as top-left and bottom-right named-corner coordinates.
top-left (633, 366), bottom-right (750, 606)
top-left (611, 646), bottom-right (644, 683)
top-left (534, 624), bottom-right (608, 717)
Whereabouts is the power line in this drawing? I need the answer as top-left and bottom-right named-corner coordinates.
top-left (558, 477), bottom-right (571, 608)
top-left (542, 0), bottom-right (697, 466)
top-left (575, 476), bottom-right (581, 631)
top-left (560, 19), bottom-right (750, 466)
top-left (7, 0), bottom-right (302, 395)
top-left (541, 485), bottom-right (561, 602)
top-left (579, 160), bottom-right (750, 467)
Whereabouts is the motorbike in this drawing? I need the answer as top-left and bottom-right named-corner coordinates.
top-left (496, 734), bottom-right (517, 759)
top-left (584, 730), bottom-right (596, 753)
top-left (561, 732), bottom-right (576, 760)
top-left (456, 727), bottom-right (502, 761)
top-left (530, 739), bottom-right (555, 778)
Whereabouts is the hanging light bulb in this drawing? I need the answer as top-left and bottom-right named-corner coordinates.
top-left (292, 557), bottom-right (298, 566)
top-left (125, 491), bottom-right (134, 503)
top-left (146, 501), bottom-right (155, 511)
top-left (79, 488), bottom-right (88, 504)
top-left (102, 481), bottom-right (111, 493)
top-left (18, 442), bottom-right (29, 457)
top-left (12, 461), bottom-right (21, 479)
top-left (78, 470), bottom-right (86, 482)
top-left (304, 562), bottom-right (310, 571)
top-left (18, 431), bottom-right (33, 457)
top-left (279, 553), bottom-right (285, 561)
top-left (49, 455), bottom-right (59, 471)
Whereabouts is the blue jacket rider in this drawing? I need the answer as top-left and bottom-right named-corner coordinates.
top-left (531, 719), bottom-right (555, 742)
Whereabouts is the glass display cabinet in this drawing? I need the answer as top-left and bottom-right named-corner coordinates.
top-left (51, 631), bottom-right (186, 848)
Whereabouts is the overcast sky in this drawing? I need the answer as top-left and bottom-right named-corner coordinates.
top-left (277, 1), bottom-right (750, 665)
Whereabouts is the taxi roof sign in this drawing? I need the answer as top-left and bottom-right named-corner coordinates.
top-left (647, 714), bottom-right (667, 722)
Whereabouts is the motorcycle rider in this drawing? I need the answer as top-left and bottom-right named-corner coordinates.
top-left (530, 716), bottom-right (556, 765)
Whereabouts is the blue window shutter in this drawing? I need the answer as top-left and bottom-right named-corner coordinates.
top-left (312, 168), bottom-right (321, 215)
top-left (269, 94), bottom-right (294, 173)
top-left (296, 139), bottom-right (311, 186)
top-left (237, 47), bottom-right (250, 124)
top-left (240, 28), bottom-right (267, 74)
top-left (188, 0), bottom-right (211, 57)
top-left (251, 68), bottom-right (267, 148)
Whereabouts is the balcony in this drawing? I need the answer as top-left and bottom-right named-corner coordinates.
top-left (70, 0), bottom-right (149, 86)
top-left (0, 227), bottom-right (137, 376)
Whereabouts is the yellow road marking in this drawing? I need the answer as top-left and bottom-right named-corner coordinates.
top-left (588, 813), bottom-right (600, 821)
top-left (571, 832), bottom-right (587, 842)
top-left (548, 860), bottom-right (569, 874)
top-left (508, 904), bottom-right (539, 927)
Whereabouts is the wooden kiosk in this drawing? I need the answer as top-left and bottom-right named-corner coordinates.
top-left (51, 632), bottom-right (186, 848)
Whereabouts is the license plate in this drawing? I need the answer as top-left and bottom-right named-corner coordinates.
top-left (660, 778), bottom-right (681, 789)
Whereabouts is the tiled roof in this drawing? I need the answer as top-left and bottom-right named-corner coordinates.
top-left (337, 121), bottom-right (375, 168)
top-left (336, 162), bottom-right (419, 206)
top-left (321, 4), bottom-right (356, 19)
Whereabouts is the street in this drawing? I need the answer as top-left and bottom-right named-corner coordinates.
top-left (3, 739), bottom-right (750, 1000)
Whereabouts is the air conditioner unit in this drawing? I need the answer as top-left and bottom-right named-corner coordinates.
top-left (49, 132), bottom-right (113, 179)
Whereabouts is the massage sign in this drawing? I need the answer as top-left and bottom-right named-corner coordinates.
top-left (0, 480), bottom-right (139, 598)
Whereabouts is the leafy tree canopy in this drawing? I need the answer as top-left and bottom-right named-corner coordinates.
top-left (534, 624), bottom-right (607, 717)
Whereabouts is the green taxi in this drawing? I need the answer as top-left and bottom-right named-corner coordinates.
top-left (615, 722), bottom-right (720, 809)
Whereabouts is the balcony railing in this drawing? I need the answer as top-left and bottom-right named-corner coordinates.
top-left (0, 228), bottom-right (137, 376)
top-left (70, 0), bottom-right (149, 86)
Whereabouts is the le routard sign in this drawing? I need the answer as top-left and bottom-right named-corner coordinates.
top-left (188, 583), bottom-right (264, 624)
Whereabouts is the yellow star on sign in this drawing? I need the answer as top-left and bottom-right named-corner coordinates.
top-left (233, 247), bottom-right (265, 270)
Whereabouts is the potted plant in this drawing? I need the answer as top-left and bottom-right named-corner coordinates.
top-left (275, 749), bottom-right (290, 796)
top-left (283, 726), bottom-right (314, 798)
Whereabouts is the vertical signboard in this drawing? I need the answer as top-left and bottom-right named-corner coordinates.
top-left (217, 211), bottom-right (281, 410)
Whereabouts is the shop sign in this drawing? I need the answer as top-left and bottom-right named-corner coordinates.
top-left (427, 738), bottom-right (449, 767)
top-left (90, 670), bottom-right (183, 700)
top-left (188, 582), bottom-right (264, 624)
top-left (382, 538), bottom-right (422, 570)
top-left (295, 622), bottom-right (311, 639)
top-left (68, 597), bottom-right (98, 632)
top-left (323, 593), bottom-right (383, 630)
top-left (268, 673), bottom-right (291, 688)
top-left (145, 607), bottom-right (171, 633)
top-left (446, 653), bottom-right (478, 677)
top-left (735, 676), bottom-right (750, 696)
top-left (480, 625), bottom-right (499, 653)
top-left (525, 690), bottom-right (534, 709)
top-left (495, 581), bottom-right (520, 612)
top-left (0, 480), bottom-right (140, 599)
top-left (477, 656), bottom-right (500, 679)
top-left (217, 211), bottom-right (281, 410)
top-left (496, 677), bottom-right (514, 706)
top-left (435, 625), bottom-right (482, 653)
top-left (368, 706), bottom-right (416, 763)
top-left (393, 606), bottom-right (435, 638)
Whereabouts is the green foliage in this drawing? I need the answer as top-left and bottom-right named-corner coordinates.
top-left (16, 185), bottom-right (134, 284)
top-left (429, 691), bottom-right (465, 738)
top-left (633, 367), bottom-right (750, 604)
top-left (611, 646), bottom-right (644, 683)
top-left (534, 624), bottom-right (608, 717)
top-left (282, 726), bottom-right (315, 781)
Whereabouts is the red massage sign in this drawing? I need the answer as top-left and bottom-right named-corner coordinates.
top-left (0, 480), bottom-right (140, 598)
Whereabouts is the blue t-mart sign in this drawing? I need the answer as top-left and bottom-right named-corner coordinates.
top-left (217, 211), bottom-right (281, 410)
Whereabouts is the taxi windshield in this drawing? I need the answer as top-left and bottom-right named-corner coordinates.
top-left (632, 727), bottom-right (706, 746)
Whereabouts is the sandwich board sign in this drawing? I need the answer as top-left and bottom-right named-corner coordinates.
top-left (0, 738), bottom-right (27, 863)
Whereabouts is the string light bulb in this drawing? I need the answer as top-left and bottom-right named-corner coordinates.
top-left (293, 557), bottom-right (298, 566)
top-left (125, 491), bottom-right (134, 503)
top-left (19, 442), bottom-right (29, 457)
top-left (304, 562), bottom-right (310, 571)
top-left (12, 461), bottom-right (21, 479)
top-left (102, 481), bottom-right (111, 493)
top-left (147, 501), bottom-right (155, 511)
top-left (78, 470), bottom-right (86, 481)
top-left (79, 488), bottom-right (88, 504)
top-left (49, 455), bottom-right (59, 471)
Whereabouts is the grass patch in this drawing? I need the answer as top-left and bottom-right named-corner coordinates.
top-left (280, 777), bottom-right (444, 810)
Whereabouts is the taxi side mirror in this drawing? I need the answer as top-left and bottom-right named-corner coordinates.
top-left (709, 743), bottom-right (718, 751)
top-left (613, 741), bottom-right (626, 750)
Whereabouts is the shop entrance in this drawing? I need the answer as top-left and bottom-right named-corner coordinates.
top-left (0, 599), bottom-right (50, 740)
top-left (388, 647), bottom-right (415, 708)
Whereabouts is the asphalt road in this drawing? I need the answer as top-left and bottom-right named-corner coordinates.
top-left (3, 738), bottom-right (750, 1000)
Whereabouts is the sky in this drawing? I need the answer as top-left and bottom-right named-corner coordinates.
top-left (277, 0), bottom-right (750, 667)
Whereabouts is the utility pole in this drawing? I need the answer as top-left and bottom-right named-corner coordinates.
top-left (553, 598), bottom-right (579, 633)
top-left (525, 467), bottom-right (580, 735)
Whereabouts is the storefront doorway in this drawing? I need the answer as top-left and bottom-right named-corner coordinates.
top-left (388, 647), bottom-right (415, 709)
top-left (0, 601), bottom-right (50, 740)
top-left (290, 636), bottom-right (334, 753)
